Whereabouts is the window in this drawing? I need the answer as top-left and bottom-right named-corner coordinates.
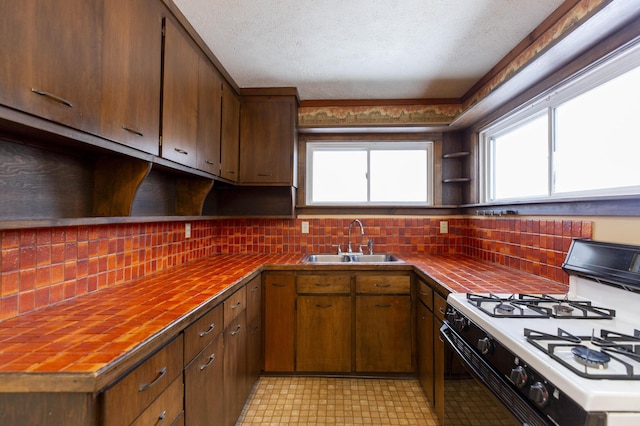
top-left (481, 43), bottom-right (640, 202)
top-left (306, 141), bottom-right (433, 206)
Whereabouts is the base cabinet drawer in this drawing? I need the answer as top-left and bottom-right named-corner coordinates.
top-left (130, 376), bottom-right (184, 426)
top-left (102, 335), bottom-right (183, 426)
top-left (184, 334), bottom-right (224, 426)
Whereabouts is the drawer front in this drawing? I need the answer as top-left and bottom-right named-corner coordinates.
top-left (297, 274), bottom-right (351, 294)
top-left (102, 335), bottom-right (183, 426)
top-left (224, 286), bottom-right (246, 329)
top-left (416, 280), bottom-right (433, 310)
top-left (356, 275), bottom-right (410, 294)
top-left (130, 375), bottom-right (184, 426)
top-left (434, 292), bottom-right (448, 321)
top-left (183, 304), bottom-right (223, 364)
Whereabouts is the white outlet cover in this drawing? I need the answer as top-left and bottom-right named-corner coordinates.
top-left (301, 221), bottom-right (309, 234)
top-left (439, 221), bottom-right (448, 234)
top-left (185, 223), bottom-right (191, 238)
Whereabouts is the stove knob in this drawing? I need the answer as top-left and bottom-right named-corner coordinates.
top-left (529, 382), bottom-right (549, 408)
top-left (454, 317), bottom-right (468, 332)
top-left (510, 366), bottom-right (528, 389)
top-left (446, 309), bottom-right (457, 323)
top-left (477, 337), bottom-right (493, 355)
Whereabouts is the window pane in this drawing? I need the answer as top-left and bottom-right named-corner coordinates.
top-left (370, 150), bottom-right (427, 202)
top-left (492, 114), bottom-right (548, 199)
top-left (554, 65), bottom-right (640, 193)
top-left (311, 150), bottom-right (367, 202)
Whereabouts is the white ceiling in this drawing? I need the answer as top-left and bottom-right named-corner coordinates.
top-left (173, 0), bottom-right (565, 100)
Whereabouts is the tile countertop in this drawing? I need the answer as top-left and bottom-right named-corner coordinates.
top-left (0, 253), bottom-right (567, 392)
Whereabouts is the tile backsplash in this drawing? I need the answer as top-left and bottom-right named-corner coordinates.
top-left (1, 217), bottom-right (591, 319)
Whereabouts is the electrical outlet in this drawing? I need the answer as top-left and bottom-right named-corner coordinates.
top-left (439, 221), bottom-right (448, 234)
top-left (301, 221), bottom-right (309, 234)
top-left (185, 223), bottom-right (191, 238)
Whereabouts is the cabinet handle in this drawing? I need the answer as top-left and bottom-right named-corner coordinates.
top-left (155, 410), bottom-right (166, 426)
top-left (205, 160), bottom-right (215, 165)
top-left (315, 304), bottom-right (332, 308)
top-left (250, 325), bottom-right (260, 335)
top-left (271, 283), bottom-right (288, 287)
top-left (314, 283), bottom-right (331, 287)
top-left (419, 290), bottom-right (430, 296)
top-left (439, 307), bottom-right (446, 315)
top-left (374, 283), bottom-right (391, 288)
top-left (375, 304), bottom-right (392, 308)
top-left (199, 353), bottom-right (216, 370)
top-left (174, 147), bottom-right (188, 155)
top-left (231, 301), bottom-right (241, 310)
top-left (251, 285), bottom-right (259, 292)
top-left (225, 170), bottom-right (235, 174)
top-left (257, 173), bottom-right (273, 177)
top-left (121, 125), bottom-right (144, 137)
top-left (138, 367), bottom-right (167, 392)
top-left (199, 323), bottom-right (215, 337)
top-left (230, 325), bottom-right (241, 336)
top-left (31, 88), bottom-right (73, 107)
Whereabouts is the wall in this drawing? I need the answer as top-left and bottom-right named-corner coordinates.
top-left (0, 216), bottom-right (592, 320)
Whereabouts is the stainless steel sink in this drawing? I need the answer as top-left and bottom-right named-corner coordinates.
top-left (301, 254), bottom-right (403, 263)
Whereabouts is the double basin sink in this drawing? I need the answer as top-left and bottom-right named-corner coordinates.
top-left (301, 254), bottom-right (403, 263)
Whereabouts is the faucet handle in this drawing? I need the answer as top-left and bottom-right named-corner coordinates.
top-left (331, 244), bottom-right (343, 254)
top-left (368, 239), bottom-right (374, 255)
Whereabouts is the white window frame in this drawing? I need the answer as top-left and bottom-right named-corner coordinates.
top-left (480, 41), bottom-right (640, 203)
top-left (305, 141), bottom-right (434, 206)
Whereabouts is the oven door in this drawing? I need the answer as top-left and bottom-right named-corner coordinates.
top-left (440, 321), bottom-right (551, 426)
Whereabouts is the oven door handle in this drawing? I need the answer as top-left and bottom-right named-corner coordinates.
top-left (439, 321), bottom-right (551, 426)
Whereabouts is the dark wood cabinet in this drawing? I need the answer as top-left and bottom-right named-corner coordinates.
top-left (101, 0), bottom-right (163, 155)
top-left (161, 18), bottom-right (199, 168)
top-left (220, 83), bottom-right (241, 181)
top-left (223, 311), bottom-right (247, 426)
top-left (196, 58), bottom-right (223, 174)
top-left (434, 292), bottom-right (447, 425)
top-left (239, 94), bottom-right (298, 185)
top-left (0, 0), bottom-right (102, 134)
top-left (417, 297), bottom-right (435, 406)
top-left (263, 273), bottom-right (296, 372)
top-left (246, 275), bottom-right (262, 394)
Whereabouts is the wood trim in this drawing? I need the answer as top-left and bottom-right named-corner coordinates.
top-left (300, 98), bottom-right (459, 107)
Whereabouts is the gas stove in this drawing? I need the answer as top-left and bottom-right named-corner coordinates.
top-left (443, 239), bottom-right (640, 426)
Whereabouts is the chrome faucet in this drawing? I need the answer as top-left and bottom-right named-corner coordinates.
top-left (347, 219), bottom-right (365, 253)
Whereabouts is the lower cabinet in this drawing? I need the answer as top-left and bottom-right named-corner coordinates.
top-left (417, 296), bottom-right (435, 406)
top-left (433, 291), bottom-right (448, 425)
top-left (224, 310), bottom-right (248, 426)
top-left (263, 273), bottom-right (296, 372)
top-left (246, 275), bottom-right (262, 393)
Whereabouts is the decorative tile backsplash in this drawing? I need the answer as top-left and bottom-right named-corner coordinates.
top-left (1, 217), bottom-right (591, 319)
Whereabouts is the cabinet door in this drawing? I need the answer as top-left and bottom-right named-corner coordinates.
top-left (184, 333), bottom-right (224, 426)
top-left (296, 295), bottom-right (351, 372)
top-left (161, 18), bottom-right (199, 168)
top-left (239, 97), bottom-right (296, 184)
top-left (246, 275), bottom-right (262, 392)
top-left (263, 274), bottom-right (295, 372)
top-left (0, 0), bottom-right (102, 133)
top-left (417, 300), bottom-right (435, 406)
top-left (223, 311), bottom-right (247, 426)
top-left (220, 84), bottom-right (240, 181)
top-left (101, 0), bottom-right (162, 155)
top-left (355, 295), bottom-right (412, 372)
top-left (196, 58), bottom-right (222, 174)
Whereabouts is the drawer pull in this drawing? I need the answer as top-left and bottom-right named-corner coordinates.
top-left (31, 88), bottom-right (73, 107)
top-left (205, 160), bottom-right (215, 165)
top-left (315, 283), bottom-right (331, 287)
top-left (271, 282), bottom-right (288, 287)
top-left (155, 410), bottom-right (166, 426)
top-left (375, 304), bottom-right (392, 308)
top-left (121, 125), bottom-right (143, 137)
top-left (200, 353), bottom-right (216, 370)
top-left (374, 283), bottom-right (391, 288)
top-left (231, 301), bottom-right (242, 310)
top-left (439, 307), bottom-right (446, 315)
top-left (251, 285), bottom-right (259, 292)
top-left (257, 173), bottom-right (273, 177)
top-left (138, 367), bottom-right (167, 392)
top-left (225, 170), bottom-right (235, 174)
top-left (199, 323), bottom-right (216, 337)
top-left (419, 290), bottom-right (430, 296)
top-left (250, 325), bottom-right (260, 335)
top-left (174, 147), bottom-right (188, 155)
top-left (315, 304), bottom-right (333, 308)
top-left (230, 325), bottom-right (242, 336)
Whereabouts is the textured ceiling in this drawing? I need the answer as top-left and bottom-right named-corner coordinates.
top-left (173, 0), bottom-right (565, 100)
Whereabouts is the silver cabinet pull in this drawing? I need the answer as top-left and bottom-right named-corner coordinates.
top-left (251, 285), bottom-right (259, 292)
top-left (138, 367), bottom-right (167, 392)
top-left (257, 173), bottom-right (273, 177)
top-left (316, 304), bottom-right (332, 308)
top-left (174, 147), bottom-right (188, 155)
top-left (31, 88), bottom-right (73, 107)
top-left (155, 411), bottom-right (166, 426)
top-left (205, 160), bottom-right (215, 165)
top-left (121, 125), bottom-right (143, 137)
top-left (439, 307), bottom-right (446, 315)
top-left (419, 290), bottom-right (430, 296)
top-left (199, 323), bottom-right (215, 337)
top-left (231, 301), bottom-right (241, 310)
top-left (230, 325), bottom-right (241, 336)
top-left (199, 353), bottom-right (216, 370)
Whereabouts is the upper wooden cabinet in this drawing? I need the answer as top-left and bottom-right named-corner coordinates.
top-left (239, 93), bottom-right (298, 185)
top-left (0, 0), bottom-right (103, 134)
top-left (100, 0), bottom-right (163, 155)
top-left (161, 17), bottom-right (199, 169)
top-left (196, 58), bottom-right (223, 175)
top-left (220, 83), bottom-right (240, 181)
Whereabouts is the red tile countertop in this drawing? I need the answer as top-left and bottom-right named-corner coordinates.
top-left (0, 253), bottom-right (568, 392)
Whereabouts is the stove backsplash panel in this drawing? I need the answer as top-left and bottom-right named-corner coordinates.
top-left (0, 217), bottom-right (591, 319)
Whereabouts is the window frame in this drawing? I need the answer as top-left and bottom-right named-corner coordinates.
top-left (305, 140), bottom-right (434, 207)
